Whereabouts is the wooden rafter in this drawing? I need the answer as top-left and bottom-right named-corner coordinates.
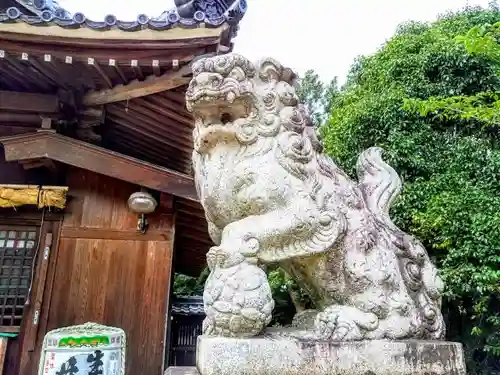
top-left (0, 131), bottom-right (198, 201)
top-left (82, 65), bottom-right (192, 107)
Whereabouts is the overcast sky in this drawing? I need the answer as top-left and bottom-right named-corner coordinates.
top-left (60, 0), bottom-right (491, 83)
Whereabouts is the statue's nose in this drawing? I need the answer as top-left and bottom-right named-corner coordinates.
top-left (194, 72), bottom-right (223, 87)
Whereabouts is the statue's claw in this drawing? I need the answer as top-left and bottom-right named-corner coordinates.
top-left (292, 310), bottom-right (319, 330)
top-left (314, 305), bottom-right (379, 341)
top-left (206, 246), bottom-right (227, 270)
top-left (206, 245), bottom-right (247, 270)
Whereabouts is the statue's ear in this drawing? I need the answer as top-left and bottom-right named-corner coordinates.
top-left (282, 67), bottom-right (298, 86)
top-left (257, 57), bottom-right (283, 83)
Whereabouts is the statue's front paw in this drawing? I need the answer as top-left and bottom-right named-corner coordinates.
top-left (218, 234), bottom-right (260, 264)
top-left (315, 311), bottom-right (361, 341)
top-left (314, 306), bottom-right (379, 341)
top-left (221, 223), bottom-right (261, 260)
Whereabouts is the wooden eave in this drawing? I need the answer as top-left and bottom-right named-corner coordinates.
top-left (0, 23), bottom-right (228, 43)
top-left (0, 130), bottom-right (199, 201)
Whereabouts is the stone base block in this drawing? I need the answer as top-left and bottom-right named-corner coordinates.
top-left (165, 367), bottom-right (199, 375)
top-left (196, 330), bottom-right (466, 375)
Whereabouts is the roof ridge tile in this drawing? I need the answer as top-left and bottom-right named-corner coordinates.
top-left (0, 0), bottom-right (247, 35)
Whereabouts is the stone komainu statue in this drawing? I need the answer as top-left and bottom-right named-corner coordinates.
top-left (185, 53), bottom-right (445, 341)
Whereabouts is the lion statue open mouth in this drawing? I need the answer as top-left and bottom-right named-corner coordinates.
top-left (185, 53), bottom-right (445, 341)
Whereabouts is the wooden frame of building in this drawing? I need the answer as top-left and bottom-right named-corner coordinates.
top-left (0, 0), bottom-right (247, 374)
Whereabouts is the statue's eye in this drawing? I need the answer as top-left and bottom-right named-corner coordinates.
top-left (229, 67), bottom-right (245, 81)
top-left (211, 77), bottom-right (220, 86)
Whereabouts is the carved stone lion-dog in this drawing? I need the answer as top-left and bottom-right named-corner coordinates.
top-left (185, 53), bottom-right (445, 342)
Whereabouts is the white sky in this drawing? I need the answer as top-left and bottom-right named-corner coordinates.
top-left (60, 0), bottom-right (491, 83)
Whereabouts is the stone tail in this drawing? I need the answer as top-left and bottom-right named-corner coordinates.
top-left (356, 147), bottom-right (402, 231)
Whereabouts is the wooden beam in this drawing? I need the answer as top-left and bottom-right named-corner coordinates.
top-left (0, 131), bottom-right (199, 201)
top-left (0, 90), bottom-right (59, 113)
top-left (0, 113), bottom-right (49, 124)
top-left (82, 65), bottom-right (192, 107)
top-left (61, 227), bottom-right (171, 241)
top-left (0, 125), bottom-right (38, 137)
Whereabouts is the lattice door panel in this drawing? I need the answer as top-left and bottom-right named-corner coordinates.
top-left (0, 226), bottom-right (38, 329)
top-left (169, 315), bottom-right (204, 366)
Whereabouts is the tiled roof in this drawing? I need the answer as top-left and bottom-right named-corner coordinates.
top-left (171, 296), bottom-right (205, 316)
top-left (0, 0), bottom-right (247, 32)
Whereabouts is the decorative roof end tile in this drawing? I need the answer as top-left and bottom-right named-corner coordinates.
top-left (171, 296), bottom-right (205, 316)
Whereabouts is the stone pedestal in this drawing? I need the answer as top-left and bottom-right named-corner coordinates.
top-left (195, 330), bottom-right (466, 375)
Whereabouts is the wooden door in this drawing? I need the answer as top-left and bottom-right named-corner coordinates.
top-left (46, 237), bottom-right (173, 375)
top-left (22, 169), bottom-right (175, 375)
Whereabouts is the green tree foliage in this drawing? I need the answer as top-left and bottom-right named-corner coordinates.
top-left (321, 5), bottom-right (500, 374)
top-left (266, 265), bottom-right (314, 326)
top-left (172, 268), bottom-right (209, 297)
top-left (403, 15), bottom-right (500, 124)
top-left (295, 70), bottom-right (339, 126)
